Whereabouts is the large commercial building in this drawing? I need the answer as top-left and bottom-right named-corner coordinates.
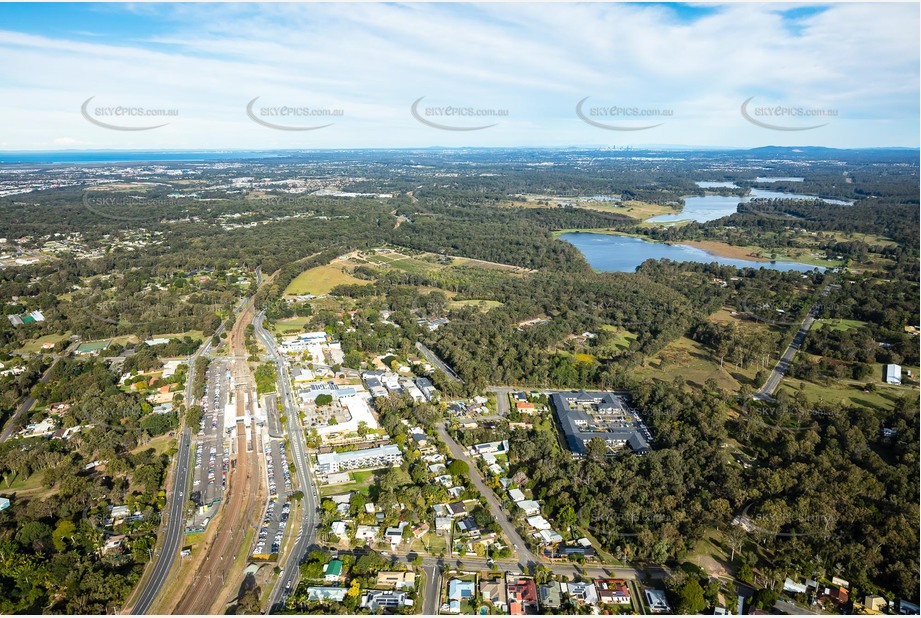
top-left (550, 390), bottom-right (651, 456)
top-left (316, 444), bottom-right (403, 474)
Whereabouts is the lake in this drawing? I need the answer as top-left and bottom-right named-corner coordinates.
top-left (696, 181), bottom-right (739, 189)
top-left (749, 188), bottom-right (853, 206)
top-left (755, 177), bottom-right (804, 182)
top-left (647, 185), bottom-right (854, 223)
top-left (560, 232), bottom-right (823, 273)
top-left (647, 194), bottom-right (750, 223)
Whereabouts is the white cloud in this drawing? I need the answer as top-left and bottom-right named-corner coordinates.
top-left (0, 3), bottom-right (916, 150)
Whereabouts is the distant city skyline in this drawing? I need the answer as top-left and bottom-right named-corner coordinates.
top-left (0, 2), bottom-right (918, 151)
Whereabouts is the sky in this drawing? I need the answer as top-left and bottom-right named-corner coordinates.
top-left (0, 2), bottom-right (918, 151)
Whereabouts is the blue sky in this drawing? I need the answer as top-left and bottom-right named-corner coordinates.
top-left (0, 2), bottom-right (917, 150)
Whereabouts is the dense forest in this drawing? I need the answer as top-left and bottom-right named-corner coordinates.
top-left (0, 358), bottom-right (178, 612)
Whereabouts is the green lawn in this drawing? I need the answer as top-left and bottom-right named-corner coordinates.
top-left (318, 468), bottom-right (383, 497)
top-left (599, 324), bottom-right (638, 350)
top-left (411, 533), bottom-right (447, 556)
top-left (147, 330), bottom-right (205, 341)
top-left (283, 264), bottom-right (372, 296)
top-left (777, 377), bottom-right (905, 411)
top-left (75, 339), bottom-right (113, 354)
top-left (1, 470), bottom-right (50, 497)
top-left (812, 319), bottom-right (868, 332)
top-left (269, 316), bottom-right (314, 335)
top-left (17, 331), bottom-right (72, 353)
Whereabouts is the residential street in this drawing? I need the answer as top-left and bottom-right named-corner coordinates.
top-left (436, 422), bottom-right (539, 567)
top-left (756, 283), bottom-right (833, 401)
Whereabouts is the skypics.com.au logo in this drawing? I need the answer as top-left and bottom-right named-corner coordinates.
top-left (81, 97), bottom-right (178, 131)
top-left (410, 97), bottom-right (508, 131)
top-left (246, 97), bottom-right (344, 131)
top-left (576, 96), bottom-right (672, 131)
top-left (741, 97), bottom-right (836, 131)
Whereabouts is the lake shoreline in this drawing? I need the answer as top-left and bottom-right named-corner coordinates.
top-left (555, 229), bottom-right (771, 262)
top-left (559, 231), bottom-right (826, 273)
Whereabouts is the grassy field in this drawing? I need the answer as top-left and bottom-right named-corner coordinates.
top-left (283, 263), bottom-right (372, 296)
top-left (269, 316), bottom-right (314, 335)
top-left (147, 330), bottom-right (205, 341)
top-left (813, 319), bottom-right (868, 332)
top-left (411, 533), bottom-right (448, 556)
top-left (776, 378), bottom-right (905, 411)
top-left (17, 331), bottom-right (72, 353)
top-left (599, 324), bottom-right (638, 350)
top-left (447, 299), bottom-right (504, 312)
top-left (634, 336), bottom-right (759, 392)
top-left (589, 199), bottom-right (680, 220)
top-left (131, 433), bottom-right (176, 456)
top-left (319, 468), bottom-right (380, 497)
top-left (1, 470), bottom-right (53, 499)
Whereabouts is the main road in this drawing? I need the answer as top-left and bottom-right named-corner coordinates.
top-left (129, 305), bottom-right (234, 614)
top-left (131, 428), bottom-right (192, 614)
top-left (253, 310), bottom-right (319, 613)
top-left (756, 283), bottom-right (833, 401)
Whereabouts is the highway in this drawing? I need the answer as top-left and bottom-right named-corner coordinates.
top-left (755, 283), bottom-right (832, 401)
top-left (130, 313), bottom-right (229, 614)
top-left (253, 311), bottom-right (319, 613)
top-left (131, 428), bottom-right (191, 614)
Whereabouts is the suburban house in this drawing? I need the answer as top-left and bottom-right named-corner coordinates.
top-left (0, 497), bottom-right (10, 511)
top-left (446, 501), bottom-right (467, 517)
top-left (384, 522), bottom-right (407, 548)
top-left (414, 377), bottom-right (437, 401)
top-left (537, 529), bottom-right (563, 545)
top-left (447, 578), bottom-right (476, 613)
top-left (330, 521), bottom-right (347, 537)
top-left (323, 559), bottom-right (344, 582)
top-left (516, 401), bottom-right (536, 413)
top-left (507, 576), bottom-right (539, 615)
top-left (566, 581), bottom-right (598, 605)
top-left (306, 587), bottom-right (348, 603)
top-left (539, 582), bottom-right (563, 609)
top-left (516, 500), bottom-right (541, 516)
top-left (354, 525), bottom-right (379, 542)
top-left (472, 440), bottom-right (509, 457)
top-left (864, 596), bottom-right (887, 613)
top-left (645, 589), bottom-right (672, 613)
top-left (596, 579), bottom-right (631, 605)
top-left (480, 576), bottom-right (508, 612)
top-left (526, 515), bottom-right (551, 530)
top-left (361, 590), bottom-right (410, 611)
top-left (508, 488), bottom-right (526, 502)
